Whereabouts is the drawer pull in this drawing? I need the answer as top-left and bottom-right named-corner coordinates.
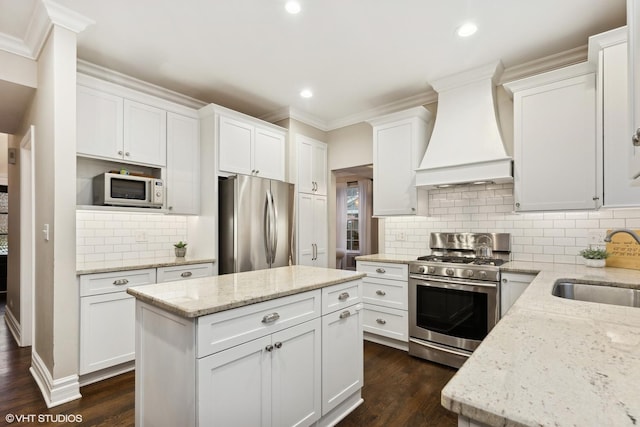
top-left (113, 279), bottom-right (129, 286)
top-left (375, 268), bottom-right (386, 274)
top-left (338, 292), bottom-right (350, 301)
top-left (376, 318), bottom-right (387, 325)
top-left (262, 313), bottom-right (280, 324)
top-left (376, 290), bottom-right (386, 296)
top-left (339, 310), bottom-right (351, 319)
top-left (181, 271), bottom-right (193, 278)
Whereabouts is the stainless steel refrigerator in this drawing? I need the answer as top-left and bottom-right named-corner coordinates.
top-left (218, 175), bottom-right (294, 274)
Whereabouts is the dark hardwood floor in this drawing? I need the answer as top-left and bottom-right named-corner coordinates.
top-left (0, 294), bottom-right (457, 426)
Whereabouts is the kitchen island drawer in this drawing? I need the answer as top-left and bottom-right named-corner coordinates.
top-left (362, 277), bottom-right (407, 310)
top-left (321, 279), bottom-right (362, 315)
top-left (357, 261), bottom-right (408, 281)
top-left (156, 262), bottom-right (214, 283)
top-left (80, 268), bottom-right (157, 297)
top-left (363, 304), bottom-right (408, 342)
top-left (197, 289), bottom-right (321, 358)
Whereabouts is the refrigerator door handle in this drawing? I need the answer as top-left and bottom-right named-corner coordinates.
top-left (264, 191), bottom-right (272, 265)
top-left (270, 190), bottom-right (278, 264)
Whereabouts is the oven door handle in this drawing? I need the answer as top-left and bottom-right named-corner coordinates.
top-left (409, 275), bottom-right (497, 291)
top-left (409, 338), bottom-right (472, 359)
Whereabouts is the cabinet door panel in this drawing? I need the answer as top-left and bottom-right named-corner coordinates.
top-left (322, 306), bottom-right (363, 415)
top-left (254, 128), bottom-right (285, 181)
top-left (297, 193), bottom-right (314, 266)
top-left (198, 336), bottom-right (272, 427)
top-left (297, 137), bottom-right (314, 193)
top-left (167, 112), bottom-right (200, 214)
top-left (219, 115), bottom-right (253, 175)
top-left (312, 142), bottom-right (327, 195)
top-left (313, 195), bottom-right (328, 267)
top-left (123, 100), bottom-right (167, 166)
top-left (630, 0), bottom-right (640, 178)
top-left (272, 318), bottom-right (322, 427)
top-left (77, 85), bottom-right (124, 160)
top-left (80, 292), bottom-right (135, 374)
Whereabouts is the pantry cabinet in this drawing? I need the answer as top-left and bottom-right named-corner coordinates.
top-left (218, 113), bottom-right (286, 181)
top-left (297, 136), bottom-right (328, 195)
top-left (297, 193), bottom-right (328, 267)
top-left (368, 108), bottom-right (432, 216)
top-left (629, 0), bottom-right (640, 179)
top-left (166, 112), bottom-right (200, 214)
top-left (505, 64), bottom-right (600, 211)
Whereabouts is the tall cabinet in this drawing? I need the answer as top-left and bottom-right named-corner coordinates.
top-left (629, 0), bottom-right (640, 179)
top-left (296, 135), bottom-right (328, 267)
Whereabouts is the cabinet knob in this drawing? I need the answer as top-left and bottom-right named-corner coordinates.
top-left (376, 318), bottom-right (387, 325)
top-left (168, 206), bottom-right (173, 210)
top-left (339, 310), bottom-right (351, 319)
top-left (255, 170), bottom-right (259, 174)
top-left (515, 202), bottom-right (521, 208)
top-left (125, 152), bottom-right (130, 157)
top-left (502, 278), bottom-right (507, 283)
top-left (376, 290), bottom-right (386, 296)
top-left (261, 312), bottom-right (280, 324)
top-left (274, 342), bottom-right (283, 349)
top-left (633, 128), bottom-right (640, 146)
top-left (181, 271), bottom-right (192, 278)
top-left (265, 344), bottom-right (274, 352)
top-left (338, 292), bottom-right (350, 301)
top-left (117, 150), bottom-right (123, 156)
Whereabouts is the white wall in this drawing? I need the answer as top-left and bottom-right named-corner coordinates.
top-left (77, 211), bottom-right (188, 263)
top-left (383, 182), bottom-right (639, 265)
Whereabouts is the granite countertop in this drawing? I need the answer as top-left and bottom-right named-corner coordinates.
top-left (441, 266), bottom-right (640, 427)
top-left (77, 257), bottom-right (216, 275)
top-left (355, 253), bottom-right (417, 264)
top-left (126, 265), bottom-right (366, 318)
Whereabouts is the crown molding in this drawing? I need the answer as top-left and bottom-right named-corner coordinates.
top-left (77, 60), bottom-right (207, 109)
top-left (430, 61), bottom-right (505, 93)
top-left (503, 62), bottom-right (593, 96)
top-left (587, 26), bottom-right (627, 67)
top-left (260, 107), bottom-right (329, 131)
top-left (0, 34), bottom-right (32, 59)
top-left (499, 45), bottom-right (589, 85)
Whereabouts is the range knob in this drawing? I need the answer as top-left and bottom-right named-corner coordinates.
top-left (417, 265), bottom-right (427, 274)
top-left (445, 268), bottom-right (454, 276)
top-left (465, 269), bottom-right (474, 278)
top-left (427, 266), bottom-right (436, 274)
top-left (478, 271), bottom-right (488, 280)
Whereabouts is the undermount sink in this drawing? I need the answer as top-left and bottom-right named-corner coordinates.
top-left (552, 280), bottom-right (640, 308)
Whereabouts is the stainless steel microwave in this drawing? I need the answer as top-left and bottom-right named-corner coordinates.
top-left (92, 173), bottom-right (164, 208)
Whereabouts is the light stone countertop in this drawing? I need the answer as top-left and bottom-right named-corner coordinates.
top-left (355, 253), bottom-right (418, 264)
top-left (441, 266), bottom-right (640, 427)
top-left (126, 265), bottom-right (365, 318)
top-left (76, 257), bottom-right (216, 275)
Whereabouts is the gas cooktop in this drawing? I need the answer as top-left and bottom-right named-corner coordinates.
top-left (416, 255), bottom-right (506, 267)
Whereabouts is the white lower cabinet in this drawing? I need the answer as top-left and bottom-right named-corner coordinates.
top-left (198, 318), bottom-right (322, 427)
top-left (500, 272), bottom-right (537, 317)
top-left (357, 261), bottom-right (409, 350)
top-left (135, 280), bottom-right (363, 427)
top-left (156, 262), bottom-right (214, 283)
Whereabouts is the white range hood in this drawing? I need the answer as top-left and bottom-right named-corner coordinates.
top-left (415, 62), bottom-right (512, 188)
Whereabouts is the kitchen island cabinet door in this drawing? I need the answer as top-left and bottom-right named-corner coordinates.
top-left (198, 335), bottom-right (272, 427)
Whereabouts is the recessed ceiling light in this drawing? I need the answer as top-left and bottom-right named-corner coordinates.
top-left (300, 89), bottom-right (313, 98)
top-left (457, 22), bottom-right (478, 37)
top-left (285, 1), bottom-right (301, 14)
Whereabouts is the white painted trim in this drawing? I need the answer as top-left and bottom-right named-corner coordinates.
top-left (77, 60), bottom-right (207, 111)
top-left (30, 350), bottom-right (82, 408)
top-left (365, 106), bottom-right (432, 127)
top-left (3, 306), bottom-right (23, 347)
top-left (503, 62), bottom-right (594, 96)
top-left (363, 332), bottom-right (409, 352)
top-left (41, 0), bottom-right (95, 34)
top-left (0, 34), bottom-right (33, 59)
top-left (79, 361), bottom-right (135, 387)
top-left (20, 125), bottom-right (35, 347)
top-left (500, 45), bottom-right (589, 85)
top-left (431, 61), bottom-right (505, 92)
top-left (196, 102), bottom-right (287, 133)
top-left (587, 26), bottom-right (627, 67)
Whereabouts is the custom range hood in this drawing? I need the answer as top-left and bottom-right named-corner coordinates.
top-left (415, 62), bottom-right (512, 188)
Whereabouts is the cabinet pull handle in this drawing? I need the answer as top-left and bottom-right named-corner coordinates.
top-left (274, 342), bottom-right (282, 349)
top-left (376, 318), bottom-right (387, 325)
top-left (113, 279), bottom-right (129, 285)
top-left (181, 271), bottom-right (192, 278)
top-left (633, 128), bottom-right (640, 146)
top-left (338, 292), bottom-right (350, 301)
top-left (339, 310), bottom-right (351, 319)
top-left (376, 290), bottom-right (386, 296)
top-left (262, 313), bottom-right (280, 324)
top-left (375, 268), bottom-right (386, 274)
top-left (265, 344), bottom-right (274, 352)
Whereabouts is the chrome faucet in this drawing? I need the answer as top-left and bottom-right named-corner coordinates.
top-left (603, 228), bottom-right (640, 244)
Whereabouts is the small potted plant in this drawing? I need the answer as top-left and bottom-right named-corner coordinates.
top-left (174, 241), bottom-right (187, 258)
top-left (579, 247), bottom-right (609, 268)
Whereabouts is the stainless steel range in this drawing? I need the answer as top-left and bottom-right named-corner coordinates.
top-left (409, 232), bottom-right (511, 368)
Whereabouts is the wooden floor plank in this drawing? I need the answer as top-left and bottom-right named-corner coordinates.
top-left (0, 294), bottom-right (457, 426)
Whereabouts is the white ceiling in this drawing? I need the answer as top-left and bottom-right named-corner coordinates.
top-left (0, 0), bottom-right (628, 130)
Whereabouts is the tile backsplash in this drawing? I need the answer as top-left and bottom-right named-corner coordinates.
top-left (383, 183), bottom-right (640, 265)
top-left (76, 211), bottom-right (188, 263)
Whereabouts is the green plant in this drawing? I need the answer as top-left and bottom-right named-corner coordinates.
top-left (579, 247), bottom-right (609, 259)
top-left (174, 241), bottom-right (188, 249)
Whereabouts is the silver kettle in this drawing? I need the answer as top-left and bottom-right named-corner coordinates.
top-left (475, 235), bottom-right (493, 258)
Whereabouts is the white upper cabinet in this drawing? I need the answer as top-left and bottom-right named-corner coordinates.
top-left (629, 0), bottom-right (640, 179)
top-left (167, 112), bottom-right (200, 214)
top-left (505, 64), bottom-right (600, 211)
top-left (218, 112), bottom-right (286, 181)
top-left (77, 85), bottom-right (168, 167)
top-left (297, 136), bottom-right (327, 195)
top-left (368, 107), bottom-right (432, 216)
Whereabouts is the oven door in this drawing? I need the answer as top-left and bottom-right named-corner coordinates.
top-left (409, 276), bottom-right (498, 353)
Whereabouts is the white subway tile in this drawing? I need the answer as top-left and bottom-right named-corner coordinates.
top-left (533, 254), bottom-right (554, 263)
top-left (543, 228), bottom-right (564, 237)
top-left (553, 220), bottom-right (575, 229)
top-left (85, 253), bottom-right (105, 262)
top-left (543, 212), bottom-right (565, 220)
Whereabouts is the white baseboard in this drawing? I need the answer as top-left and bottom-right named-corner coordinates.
top-left (4, 306), bottom-right (23, 347)
top-left (364, 332), bottom-right (409, 351)
top-left (30, 350), bottom-right (82, 408)
top-left (79, 361), bottom-right (135, 387)
top-left (314, 391), bottom-right (363, 427)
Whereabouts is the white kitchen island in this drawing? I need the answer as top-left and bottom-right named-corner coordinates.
top-left (127, 265), bottom-right (366, 427)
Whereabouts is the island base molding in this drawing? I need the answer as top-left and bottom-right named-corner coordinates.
top-left (458, 415), bottom-right (491, 427)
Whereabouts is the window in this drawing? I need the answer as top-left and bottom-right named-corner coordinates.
top-left (346, 184), bottom-right (359, 251)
